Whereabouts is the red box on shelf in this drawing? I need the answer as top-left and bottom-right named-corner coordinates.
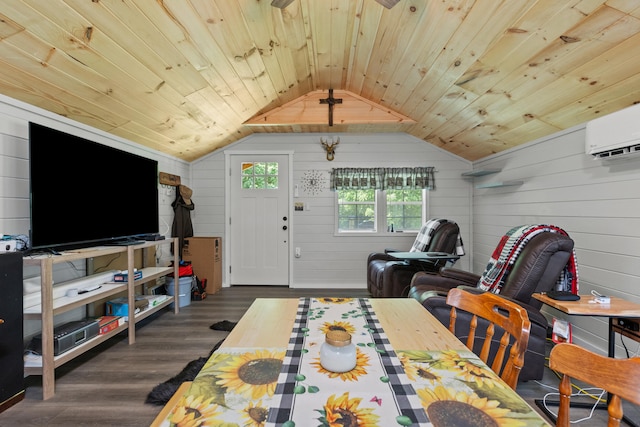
top-left (95, 316), bottom-right (125, 334)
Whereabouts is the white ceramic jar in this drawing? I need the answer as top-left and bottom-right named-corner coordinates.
top-left (320, 330), bottom-right (356, 372)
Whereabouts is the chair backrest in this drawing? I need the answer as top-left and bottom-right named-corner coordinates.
top-left (428, 222), bottom-right (461, 253)
top-left (498, 232), bottom-right (575, 309)
top-left (549, 343), bottom-right (640, 427)
top-left (411, 220), bottom-right (461, 254)
top-left (446, 287), bottom-right (531, 389)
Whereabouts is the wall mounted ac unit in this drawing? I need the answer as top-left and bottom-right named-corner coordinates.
top-left (585, 103), bottom-right (640, 160)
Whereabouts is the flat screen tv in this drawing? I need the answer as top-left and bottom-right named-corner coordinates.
top-left (29, 122), bottom-right (159, 252)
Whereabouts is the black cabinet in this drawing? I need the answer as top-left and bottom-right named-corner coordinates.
top-left (0, 252), bottom-right (24, 412)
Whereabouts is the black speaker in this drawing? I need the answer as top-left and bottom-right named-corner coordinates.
top-left (0, 252), bottom-right (24, 412)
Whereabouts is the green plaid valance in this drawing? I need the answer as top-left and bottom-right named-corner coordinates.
top-left (330, 167), bottom-right (435, 190)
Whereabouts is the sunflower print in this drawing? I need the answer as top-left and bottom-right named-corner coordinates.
top-left (397, 353), bottom-right (441, 383)
top-left (320, 320), bottom-right (357, 335)
top-left (437, 349), bottom-right (467, 368)
top-left (168, 394), bottom-right (221, 427)
top-left (241, 399), bottom-right (269, 427)
top-left (316, 297), bottom-right (354, 304)
top-left (321, 392), bottom-right (380, 427)
top-left (216, 349), bottom-right (285, 400)
top-left (417, 385), bottom-right (525, 427)
top-left (438, 350), bottom-right (505, 389)
top-left (312, 347), bottom-right (370, 381)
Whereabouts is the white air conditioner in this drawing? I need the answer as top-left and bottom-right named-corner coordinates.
top-left (585, 103), bottom-right (640, 160)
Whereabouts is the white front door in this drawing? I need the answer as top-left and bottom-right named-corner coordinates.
top-left (229, 154), bottom-right (290, 285)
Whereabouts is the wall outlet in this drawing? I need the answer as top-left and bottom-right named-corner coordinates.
top-left (295, 247), bottom-right (301, 258)
top-left (618, 318), bottom-right (640, 331)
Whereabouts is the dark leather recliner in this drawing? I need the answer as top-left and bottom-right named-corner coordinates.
top-left (367, 220), bottom-right (462, 298)
top-left (408, 230), bottom-right (575, 382)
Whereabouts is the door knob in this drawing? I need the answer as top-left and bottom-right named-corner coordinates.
top-left (283, 216), bottom-right (288, 221)
top-left (282, 225), bottom-right (288, 230)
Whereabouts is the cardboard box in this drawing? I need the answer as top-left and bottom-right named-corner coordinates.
top-left (95, 316), bottom-right (125, 334)
top-left (113, 270), bottom-right (143, 282)
top-left (182, 237), bottom-right (222, 294)
top-left (106, 296), bottom-right (150, 317)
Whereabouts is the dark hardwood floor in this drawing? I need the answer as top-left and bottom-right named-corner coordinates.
top-left (1, 286), bottom-right (638, 426)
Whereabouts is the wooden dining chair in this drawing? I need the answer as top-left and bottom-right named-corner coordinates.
top-left (446, 287), bottom-right (531, 389)
top-left (549, 342), bottom-right (640, 427)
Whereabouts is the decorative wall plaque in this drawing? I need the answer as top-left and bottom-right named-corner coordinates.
top-left (301, 170), bottom-right (326, 196)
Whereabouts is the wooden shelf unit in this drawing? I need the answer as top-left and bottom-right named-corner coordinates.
top-left (23, 238), bottom-right (179, 400)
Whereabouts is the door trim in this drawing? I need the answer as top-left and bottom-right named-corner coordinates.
top-left (224, 150), bottom-right (294, 287)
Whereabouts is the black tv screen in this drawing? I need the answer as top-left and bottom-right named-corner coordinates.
top-left (29, 122), bottom-right (159, 251)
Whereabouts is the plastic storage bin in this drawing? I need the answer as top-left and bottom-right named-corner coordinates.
top-left (165, 276), bottom-right (192, 308)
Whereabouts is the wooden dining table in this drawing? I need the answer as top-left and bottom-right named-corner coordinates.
top-left (221, 297), bottom-right (468, 351)
top-left (152, 297), bottom-right (550, 426)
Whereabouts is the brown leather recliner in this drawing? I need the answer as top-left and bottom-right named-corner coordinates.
top-left (367, 220), bottom-right (462, 298)
top-left (408, 230), bottom-right (575, 382)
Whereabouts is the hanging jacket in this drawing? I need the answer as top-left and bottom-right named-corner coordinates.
top-left (171, 190), bottom-right (194, 259)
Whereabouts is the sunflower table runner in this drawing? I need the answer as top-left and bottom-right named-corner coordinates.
top-left (160, 297), bottom-right (549, 426)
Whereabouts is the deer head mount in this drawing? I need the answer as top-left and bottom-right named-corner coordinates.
top-left (321, 137), bottom-right (340, 161)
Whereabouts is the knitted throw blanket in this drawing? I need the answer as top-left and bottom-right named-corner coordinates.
top-left (410, 218), bottom-right (465, 255)
top-left (477, 224), bottom-right (579, 294)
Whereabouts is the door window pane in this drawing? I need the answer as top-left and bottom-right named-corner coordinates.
top-left (241, 162), bottom-right (279, 189)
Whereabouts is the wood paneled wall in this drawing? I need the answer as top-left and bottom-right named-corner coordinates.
top-left (0, 94), bottom-right (189, 337)
top-left (472, 124), bottom-right (640, 357)
top-left (4, 89), bottom-right (637, 357)
top-left (191, 132), bottom-right (473, 289)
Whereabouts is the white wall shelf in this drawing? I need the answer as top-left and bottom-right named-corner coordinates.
top-left (475, 180), bottom-right (524, 189)
top-left (23, 238), bottom-right (179, 400)
top-left (461, 169), bottom-right (501, 177)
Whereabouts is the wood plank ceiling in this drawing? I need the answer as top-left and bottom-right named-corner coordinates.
top-left (0, 0), bottom-right (639, 162)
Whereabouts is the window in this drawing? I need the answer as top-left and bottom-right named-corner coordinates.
top-left (331, 167), bottom-right (434, 234)
top-left (337, 189), bottom-right (376, 231)
top-left (241, 162), bottom-right (279, 189)
top-left (336, 188), bottom-right (427, 233)
top-left (386, 189), bottom-right (424, 231)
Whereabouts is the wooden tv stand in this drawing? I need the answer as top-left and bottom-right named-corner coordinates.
top-left (23, 238), bottom-right (179, 400)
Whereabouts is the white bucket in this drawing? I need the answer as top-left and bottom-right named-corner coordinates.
top-left (165, 276), bottom-right (192, 308)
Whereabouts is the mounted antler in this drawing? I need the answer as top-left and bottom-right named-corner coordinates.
top-left (321, 137), bottom-right (340, 161)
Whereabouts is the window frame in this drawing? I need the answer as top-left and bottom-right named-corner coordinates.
top-left (334, 188), bottom-right (429, 235)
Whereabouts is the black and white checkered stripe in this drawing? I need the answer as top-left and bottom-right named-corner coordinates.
top-left (267, 297), bottom-right (429, 425)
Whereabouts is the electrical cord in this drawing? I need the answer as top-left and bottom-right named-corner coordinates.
top-left (92, 254), bottom-right (121, 274)
top-left (535, 338), bottom-right (607, 423)
top-left (541, 387), bottom-right (606, 424)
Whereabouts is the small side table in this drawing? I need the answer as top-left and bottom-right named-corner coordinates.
top-left (532, 293), bottom-right (640, 426)
top-left (387, 251), bottom-right (460, 270)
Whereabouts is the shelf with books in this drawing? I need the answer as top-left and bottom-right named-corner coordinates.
top-left (22, 238), bottom-right (179, 399)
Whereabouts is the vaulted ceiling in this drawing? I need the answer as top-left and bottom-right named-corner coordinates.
top-left (1, 1), bottom-right (639, 162)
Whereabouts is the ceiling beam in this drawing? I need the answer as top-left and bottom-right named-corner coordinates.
top-left (244, 90), bottom-right (415, 126)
